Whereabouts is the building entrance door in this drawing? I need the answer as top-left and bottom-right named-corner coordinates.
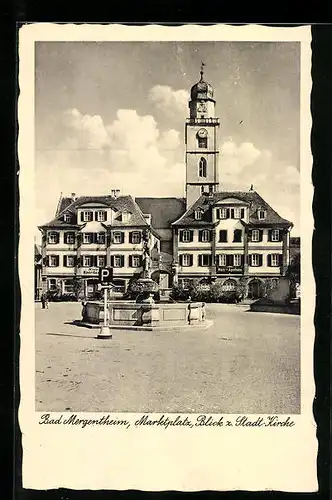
top-left (248, 279), bottom-right (263, 299)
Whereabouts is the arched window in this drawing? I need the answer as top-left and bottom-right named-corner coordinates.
top-left (198, 157), bottom-right (207, 177)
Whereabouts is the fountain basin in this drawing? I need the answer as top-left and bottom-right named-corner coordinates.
top-left (80, 300), bottom-right (210, 331)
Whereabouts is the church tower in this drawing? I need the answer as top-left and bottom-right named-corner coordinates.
top-left (185, 63), bottom-right (220, 209)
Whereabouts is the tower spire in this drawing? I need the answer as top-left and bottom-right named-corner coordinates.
top-left (200, 61), bottom-right (205, 81)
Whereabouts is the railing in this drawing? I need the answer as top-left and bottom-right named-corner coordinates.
top-left (186, 118), bottom-right (220, 125)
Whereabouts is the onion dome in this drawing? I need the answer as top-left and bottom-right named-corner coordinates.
top-left (190, 62), bottom-right (214, 101)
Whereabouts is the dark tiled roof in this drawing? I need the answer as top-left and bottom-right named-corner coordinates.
top-left (56, 197), bottom-right (74, 216)
top-left (172, 191), bottom-right (293, 227)
top-left (39, 195), bottom-right (149, 229)
top-left (135, 197), bottom-right (186, 229)
top-left (34, 244), bottom-right (42, 257)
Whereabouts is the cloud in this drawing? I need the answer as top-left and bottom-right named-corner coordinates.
top-left (35, 113), bottom-right (300, 237)
top-left (148, 85), bottom-right (189, 120)
top-left (219, 140), bottom-right (300, 234)
top-left (35, 107), bottom-right (185, 229)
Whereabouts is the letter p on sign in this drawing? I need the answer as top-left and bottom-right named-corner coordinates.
top-left (99, 267), bottom-right (113, 283)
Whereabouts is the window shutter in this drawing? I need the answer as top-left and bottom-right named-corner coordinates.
top-left (240, 208), bottom-right (245, 219)
top-left (189, 255), bottom-right (193, 267)
top-left (198, 255), bottom-right (202, 266)
top-left (259, 255), bottom-right (263, 267)
top-left (94, 211), bottom-right (97, 221)
top-left (179, 231), bottom-right (183, 243)
top-left (179, 255), bottom-right (183, 266)
top-left (240, 254), bottom-right (244, 266)
top-left (259, 230), bottom-right (263, 242)
top-left (110, 255), bottom-right (114, 267)
top-left (55, 255), bottom-right (60, 267)
top-left (129, 232), bottom-right (133, 243)
top-left (189, 230), bottom-right (193, 242)
top-left (248, 255), bottom-right (252, 267)
top-left (267, 254), bottom-right (271, 267)
top-left (120, 232), bottom-right (124, 244)
top-left (278, 254), bottom-right (282, 267)
top-left (121, 255), bottom-right (125, 267)
top-left (198, 230), bottom-right (202, 242)
top-left (226, 208), bottom-right (230, 219)
top-left (230, 208), bottom-right (234, 219)
top-left (268, 230), bottom-right (272, 242)
top-left (129, 255), bottom-right (132, 267)
top-left (55, 232), bottom-right (59, 244)
top-left (248, 230), bottom-right (252, 242)
top-left (63, 255), bottom-right (67, 267)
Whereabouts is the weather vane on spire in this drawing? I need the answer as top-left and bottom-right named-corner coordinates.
top-left (200, 61), bottom-right (205, 81)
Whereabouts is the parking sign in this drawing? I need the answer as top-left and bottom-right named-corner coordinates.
top-left (99, 267), bottom-right (113, 284)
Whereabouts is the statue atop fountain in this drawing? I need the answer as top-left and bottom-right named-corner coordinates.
top-left (132, 228), bottom-right (159, 303)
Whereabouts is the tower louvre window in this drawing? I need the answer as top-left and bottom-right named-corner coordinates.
top-left (198, 157), bottom-right (207, 177)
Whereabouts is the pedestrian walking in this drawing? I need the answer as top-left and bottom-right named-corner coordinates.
top-left (41, 292), bottom-right (49, 309)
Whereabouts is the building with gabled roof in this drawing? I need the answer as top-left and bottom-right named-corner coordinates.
top-left (38, 193), bottom-right (161, 298)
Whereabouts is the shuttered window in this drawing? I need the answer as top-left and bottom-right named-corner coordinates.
top-left (129, 231), bottom-right (141, 244)
top-left (95, 233), bottom-right (106, 244)
top-left (129, 255), bottom-right (142, 268)
top-left (48, 255), bottom-right (59, 267)
top-left (218, 254), bottom-right (227, 266)
top-left (48, 232), bottom-right (59, 244)
top-left (180, 230), bottom-right (193, 243)
top-left (64, 255), bottom-right (75, 267)
top-left (81, 211), bottom-right (93, 222)
top-left (113, 232), bottom-right (125, 244)
top-left (249, 254), bottom-right (263, 267)
top-left (180, 254), bottom-right (193, 267)
top-left (82, 233), bottom-right (93, 244)
top-left (111, 255), bottom-right (125, 268)
top-left (198, 254), bottom-right (212, 267)
top-left (199, 229), bottom-right (210, 242)
top-left (268, 254), bottom-right (281, 267)
top-left (97, 256), bottom-right (106, 267)
top-left (64, 232), bottom-right (75, 244)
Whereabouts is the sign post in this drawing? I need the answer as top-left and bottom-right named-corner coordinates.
top-left (97, 268), bottom-right (113, 339)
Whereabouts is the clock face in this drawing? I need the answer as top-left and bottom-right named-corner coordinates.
top-left (197, 102), bottom-right (207, 113)
top-left (197, 128), bottom-right (208, 138)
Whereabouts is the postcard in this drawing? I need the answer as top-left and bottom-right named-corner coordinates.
top-left (18, 23), bottom-right (316, 491)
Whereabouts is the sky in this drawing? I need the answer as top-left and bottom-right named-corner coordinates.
top-left (35, 41), bottom-right (301, 238)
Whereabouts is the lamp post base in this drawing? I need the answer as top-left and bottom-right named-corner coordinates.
top-left (97, 325), bottom-right (112, 339)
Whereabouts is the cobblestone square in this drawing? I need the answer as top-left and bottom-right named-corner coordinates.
top-left (35, 302), bottom-right (300, 414)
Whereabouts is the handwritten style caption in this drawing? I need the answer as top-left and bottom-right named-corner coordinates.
top-left (39, 413), bottom-right (295, 430)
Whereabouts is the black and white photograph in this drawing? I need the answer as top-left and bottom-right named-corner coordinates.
top-left (34, 39), bottom-right (301, 414)
top-left (19, 24), bottom-right (316, 492)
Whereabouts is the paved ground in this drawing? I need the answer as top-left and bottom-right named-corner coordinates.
top-left (35, 302), bottom-right (300, 414)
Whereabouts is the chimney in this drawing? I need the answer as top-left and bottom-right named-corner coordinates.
top-left (111, 189), bottom-right (116, 197)
top-left (115, 189), bottom-right (120, 197)
top-left (71, 192), bottom-right (76, 200)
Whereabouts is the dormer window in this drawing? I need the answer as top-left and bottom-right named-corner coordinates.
top-left (217, 207), bottom-right (228, 219)
top-left (81, 211), bottom-right (93, 222)
top-left (63, 213), bottom-right (71, 223)
top-left (96, 210), bottom-right (106, 222)
top-left (122, 211), bottom-right (131, 223)
top-left (258, 209), bottom-right (267, 220)
top-left (194, 209), bottom-right (203, 220)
